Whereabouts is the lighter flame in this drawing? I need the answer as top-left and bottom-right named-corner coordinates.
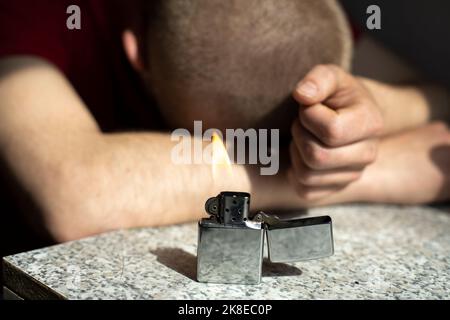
top-left (211, 131), bottom-right (232, 179)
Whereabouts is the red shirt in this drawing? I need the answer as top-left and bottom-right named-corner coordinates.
top-left (0, 0), bottom-right (166, 132)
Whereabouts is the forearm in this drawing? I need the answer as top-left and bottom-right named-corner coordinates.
top-left (76, 134), bottom-right (312, 231)
top-left (0, 57), bottom-right (295, 241)
top-left (0, 57), bottom-right (256, 241)
top-left (361, 78), bottom-right (450, 134)
top-left (38, 131), bottom-right (256, 240)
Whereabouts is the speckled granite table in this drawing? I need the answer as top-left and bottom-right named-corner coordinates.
top-left (3, 205), bottom-right (450, 300)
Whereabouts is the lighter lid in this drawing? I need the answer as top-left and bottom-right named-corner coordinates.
top-left (254, 213), bottom-right (334, 263)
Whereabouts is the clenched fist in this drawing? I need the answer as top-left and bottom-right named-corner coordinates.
top-left (289, 64), bottom-right (384, 201)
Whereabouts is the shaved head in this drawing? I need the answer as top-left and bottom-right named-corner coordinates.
top-left (141, 0), bottom-right (352, 137)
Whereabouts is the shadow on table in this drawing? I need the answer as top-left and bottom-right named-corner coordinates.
top-left (150, 247), bottom-right (302, 281)
top-left (428, 204), bottom-right (450, 214)
top-left (151, 248), bottom-right (197, 281)
top-left (262, 258), bottom-right (302, 277)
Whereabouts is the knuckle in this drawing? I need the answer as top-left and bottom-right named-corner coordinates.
top-left (364, 140), bottom-right (379, 164)
top-left (302, 140), bottom-right (329, 169)
top-left (351, 171), bottom-right (363, 181)
top-left (345, 171), bottom-right (363, 184)
top-left (371, 111), bottom-right (385, 135)
top-left (323, 64), bottom-right (340, 73)
top-left (324, 64), bottom-right (342, 79)
top-left (314, 64), bottom-right (335, 80)
top-left (297, 168), bottom-right (315, 186)
top-left (314, 64), bottom-right (330, 72)
top-left (374, 115), bottom-right (384, 134)
top-left (321, 119), bottom-right (344, 146)
top-left (360, 140), bottom-right (378, 165)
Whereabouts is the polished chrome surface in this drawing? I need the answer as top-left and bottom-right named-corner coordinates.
top-left (266, 217), bottom-right (334, 263)
top-left (197, 221), bottom-right (264, 284)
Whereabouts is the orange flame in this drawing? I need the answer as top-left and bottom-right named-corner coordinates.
top-left (211, 132), bottom-right (232, 179)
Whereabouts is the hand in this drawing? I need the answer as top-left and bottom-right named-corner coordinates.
top-left (287, 122), bottom-right (450, 207)
top-left (288, 64), bottom-right (384, 201)
top-left (350, 121), bottom-right (450, 204)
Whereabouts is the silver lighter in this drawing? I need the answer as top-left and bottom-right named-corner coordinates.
top-left (197, 191), bottom-right (334, 284)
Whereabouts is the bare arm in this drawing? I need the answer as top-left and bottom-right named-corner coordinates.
top-left (0, 57), bottom-right (258, 241)
top-left (354, 35), bottom-right (450, 135)
top-left (361, 78), bottom-right (450, 135)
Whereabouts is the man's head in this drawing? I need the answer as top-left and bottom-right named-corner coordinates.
top-left (124, 0), bottom-right (352, 136)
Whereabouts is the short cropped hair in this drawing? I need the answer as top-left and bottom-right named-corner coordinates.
top-left (142, 0), bottom-right (352, 134)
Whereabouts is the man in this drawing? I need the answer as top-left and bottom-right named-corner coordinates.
top-left (0, 0), bottom-right (449, 255)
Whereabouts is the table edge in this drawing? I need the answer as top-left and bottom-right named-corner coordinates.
top-left (2, 258), bottom-right (66, 300)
